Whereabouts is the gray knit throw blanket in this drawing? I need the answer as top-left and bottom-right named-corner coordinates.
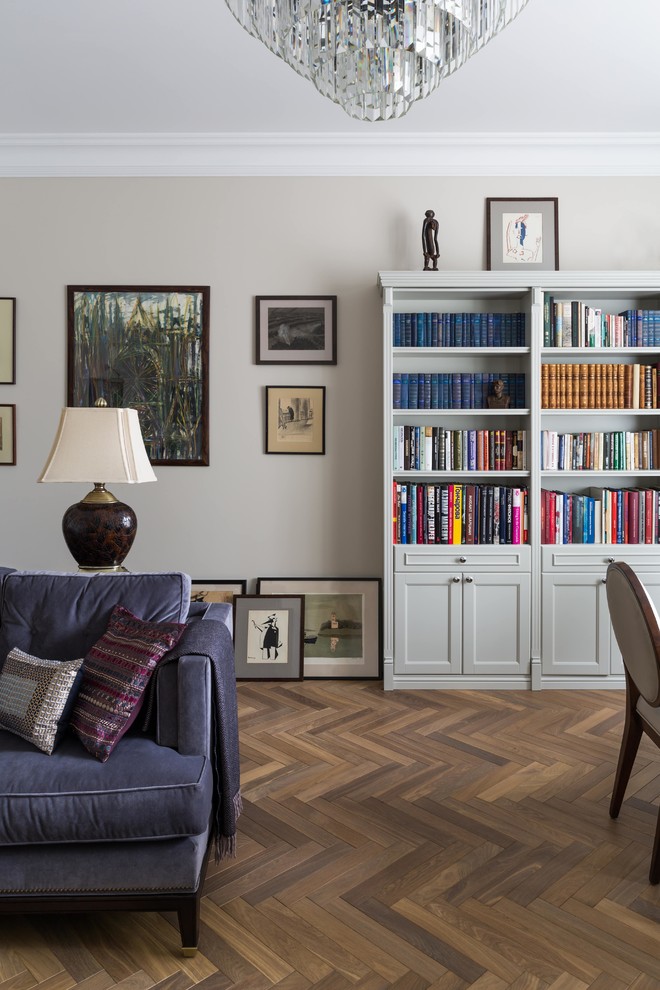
top-left (144, 617), bottom-right (242, 862)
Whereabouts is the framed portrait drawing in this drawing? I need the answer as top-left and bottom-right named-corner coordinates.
top-left (0, 404), bottom-right (16, 465)
top-left (191, 580), bottom-right (247, 606)
top-left (256, 578), bottom-right (382, 679)
top-left (0, 298), bottom-right (16, 384)
top-left (67, 285), bottom-right (210, 465)
top-left (265, 385), bottom-right (325, 455)
top-left (256, 295), bottom-right (337, 364)
top-left (486, 198), bottom-right (559, 271)
top-left (233, 595), bottom-right (304, 680)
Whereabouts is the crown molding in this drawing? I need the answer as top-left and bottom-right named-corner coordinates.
top-left (0, 131), bottom-right (659, 177)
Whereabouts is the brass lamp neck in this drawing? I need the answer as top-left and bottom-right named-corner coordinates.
top-left (81, 483), bottom-right (118, 505)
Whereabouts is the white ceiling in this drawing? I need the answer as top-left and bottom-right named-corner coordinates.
top-left (1, 0), bottom-right (659, 174)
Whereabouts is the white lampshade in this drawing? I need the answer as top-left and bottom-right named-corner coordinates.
top-left (38, 407), bottom-right (157, 484)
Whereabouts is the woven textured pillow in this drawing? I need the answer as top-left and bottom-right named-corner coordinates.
top-left (70, 604), bottom-right (186, 762)
top-left (0, 647), bottom-right (84, 754)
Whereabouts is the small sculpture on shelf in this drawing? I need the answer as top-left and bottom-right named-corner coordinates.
top-left (422, 210), bottom-right (439, 271)
top-left (487, 378), bottom-right (511, 409)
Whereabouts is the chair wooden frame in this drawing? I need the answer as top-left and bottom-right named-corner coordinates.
top-left (606, 560), bottom-right (660, 884)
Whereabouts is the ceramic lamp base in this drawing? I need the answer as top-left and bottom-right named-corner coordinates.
top-left (62, 494), bottom-right (137, 571)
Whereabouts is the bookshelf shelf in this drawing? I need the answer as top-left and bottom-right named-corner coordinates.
top-left (380, 271), bottom-right (660, 691)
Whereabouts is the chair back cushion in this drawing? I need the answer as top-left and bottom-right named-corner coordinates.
top-left (606, 562), bottom-right (660, 705)
top-left (0, 570), bottom-right (191, 671)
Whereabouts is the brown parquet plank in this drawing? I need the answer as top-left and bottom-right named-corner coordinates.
top-left (7, 682), bottom-right (660, 987)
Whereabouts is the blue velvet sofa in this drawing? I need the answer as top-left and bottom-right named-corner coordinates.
top-left (0, 569), bottom-right (239, 955)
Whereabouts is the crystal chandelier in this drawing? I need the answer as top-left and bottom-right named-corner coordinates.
top-left (224, 0), bottom-right (531, 121)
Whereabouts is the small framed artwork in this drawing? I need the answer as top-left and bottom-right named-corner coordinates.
top-left (67, 285), bottom-right (209, 465)
top-left (486, 198), bottom-right (559, 271)
top-left (256, 296), bottom-right (337, 364)
top-left (256, 578), bottom-right (382, 679)
top-left (191, 580), bottom-right (247, 606)
top-left (0, 404), bottom-right (16, 465)
top-left (265, 385), bottom-right (326, 455)
top-left (233, 594), bottom-right (304, 680)
top-left (0, 298), bottom-right (16, 384)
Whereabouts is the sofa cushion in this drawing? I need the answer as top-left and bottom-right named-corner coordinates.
top-left (0, 647), bottom-right (83, 754)
top-left (70, 605), bottom-right (186, 762)
top-left (0, 731), bottom-right (213, 845)
top-left (0, 570), bottom-right (191, 671)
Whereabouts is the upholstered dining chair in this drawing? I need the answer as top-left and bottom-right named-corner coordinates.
top-left (606, 560), bottom-right (660, 884)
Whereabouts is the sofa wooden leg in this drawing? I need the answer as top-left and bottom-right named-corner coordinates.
top-left (178, 895), bottom-right (200, 956)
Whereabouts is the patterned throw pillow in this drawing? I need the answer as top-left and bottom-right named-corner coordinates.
top-left (0, 647), bottom-right (84, 754)
top-left (70, 604), bottom-right (186, 762)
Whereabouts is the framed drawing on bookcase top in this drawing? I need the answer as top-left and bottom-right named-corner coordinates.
top-left (0, 404), bottom-right (16, 465)
top-left (265, 385), bottom-right (325, 454)
top-left (256, 296), bottom-right (337, 364)
top-left (256, 577), bottom-right (382, 678)
top-left (0, 298), bottom-right (16, 384)
top-left (486, 198), bottom-right (559, 271)
top-left (232, 594), bottom-right (304, 680)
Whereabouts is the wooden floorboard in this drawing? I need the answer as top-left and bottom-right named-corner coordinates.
top-left (3, 682), bottom-right (660, 988)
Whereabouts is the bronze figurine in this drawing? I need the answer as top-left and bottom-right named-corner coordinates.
top-left (422, 210), bottom-right (439, 271)
top-left (486, 378), bottom-right (511, 409)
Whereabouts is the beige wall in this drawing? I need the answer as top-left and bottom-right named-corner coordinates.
top-left (1, 176), bottom-right (660, 581)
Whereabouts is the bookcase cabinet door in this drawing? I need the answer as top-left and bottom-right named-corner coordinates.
top-left (394, 573), bottom-right (462, 675)
top-left (541, 573), bottom-right (610, 676)
top-left (463, 572), bottom-right (530, 675)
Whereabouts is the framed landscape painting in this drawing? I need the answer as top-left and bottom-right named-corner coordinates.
top-left (256, 296), bottom-right (337, 364)
top-left (233, 594), bottom-right (304, 680)
top-left (486, 198), bottom-right (559, 271)
top-left (67, 285), bottom-right (210, 465)
top-left (256, 577), bottom-right (382, 678)
top-left (265, 385), bottom-right (325, 454)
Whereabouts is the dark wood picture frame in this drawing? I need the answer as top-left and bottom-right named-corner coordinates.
top-left (265, 385), bottom-right (326, 455)
top-left (67, 285), bottom-right (210, 466)
top-left (233, 594), bottom-right (304, 680)
top-left (256, 577), bottom-right (382, 678)
top-left (190, 580), bottom-right (247, 606)
top-left (0, 404), bottom-right (16, 465)
top-left (0, 298), bottom-right (16, 384)
top-left (486, 198), bottom-right (559, 271)
top-left (256, 295), bottom-right (337, 365)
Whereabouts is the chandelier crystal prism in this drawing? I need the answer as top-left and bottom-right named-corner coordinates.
top-left (224, 0), bottom-right (531, 121)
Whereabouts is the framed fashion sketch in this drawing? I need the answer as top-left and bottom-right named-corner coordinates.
top-left (233, 595), bottom-right (304, 680)
top-left (486, 198), bottom-right (559, 271)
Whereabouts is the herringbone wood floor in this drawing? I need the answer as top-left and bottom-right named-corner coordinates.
top-left (3, 682), bottom-right (660, 989)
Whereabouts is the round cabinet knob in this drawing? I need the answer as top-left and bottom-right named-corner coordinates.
top-left (452, 576), bottom-right (460, 583)
top-left (459, 556), bottom-right (467, 563)
top-left (602, 577), bottom-right (607, 583)
top-left (607, 557), bottom-right (615, 564)
top-left (465, 576), bottom-right (474, 583)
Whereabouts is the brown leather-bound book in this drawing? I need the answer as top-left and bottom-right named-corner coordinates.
top-left (565, 363), bottom-right (573, 408)
top-left (548, 363), bottom-right (557, 409)
top-left (595, 363), bottom-right (603, 408)
top-left (606, 364), bottom-right (615, 409)
top-left (624, 364), bottom-right (633, 408)
top-left (579, 363), bottom-right (588, 408)
top-left (541, 363), bottom-right (549, 408)
top-left (588, 364), bottom-right (596, 408)
top-left (617, 363), bottom-right (625, 409)
top-left (558, 363), bottom-right (567, 409)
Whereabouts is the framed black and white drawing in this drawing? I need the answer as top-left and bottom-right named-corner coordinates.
top-left (256, 578), bottom-right (382, 678)
top-left (256, 295), bottom-right (337, 364)
top-left (233, 594), bottom-right (304, 680)
top-left (486, 198), bottom-right (559, 271)
top-left (265, 385), bottom-right (325, 454)
top-left (0, 298), bottom-right (16, 384)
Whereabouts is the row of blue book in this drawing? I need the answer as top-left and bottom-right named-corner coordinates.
top-left (393, 311), bottom-right (526, 348)
top-left (393, 372), bottom-right (526, 410)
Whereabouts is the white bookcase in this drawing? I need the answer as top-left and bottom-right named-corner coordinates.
top-left (379, 271), bottom-right (660, 690)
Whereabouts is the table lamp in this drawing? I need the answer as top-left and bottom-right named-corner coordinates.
top-left (38, 400), bottom-right (156, 571)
